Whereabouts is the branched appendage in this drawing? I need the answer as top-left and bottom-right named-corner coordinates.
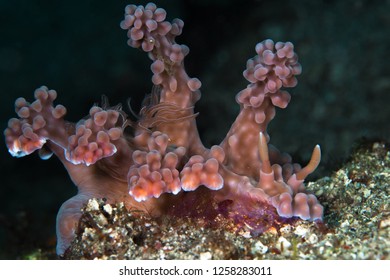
top-left (120, 3), bottom-right (204, 155)
top-left (258, 132), bottom-right (323, 220)
top-left (214, 39), bottom-right (323, 222)
top-left (4, 86), bottom-right (143, 255)
top-left (66, 106), bottom-right (123, 166)
top-left (128, 131), bottom-right (186, 201)
top-left (220, 39), bottom-right (301, 178)
top-left (127, 130), bottom-right (225, 201)
top-left (4, 86), bottom-right (69, 157)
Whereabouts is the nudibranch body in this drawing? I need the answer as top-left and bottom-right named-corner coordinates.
top-left (4, 3), bottom-right (323, 255)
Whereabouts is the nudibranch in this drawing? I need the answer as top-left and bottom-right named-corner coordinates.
top-left (4, 3), bottom-right (323, 255)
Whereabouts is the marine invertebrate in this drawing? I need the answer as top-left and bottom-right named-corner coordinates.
top-left (4, 2), bottom-right (323, 256)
